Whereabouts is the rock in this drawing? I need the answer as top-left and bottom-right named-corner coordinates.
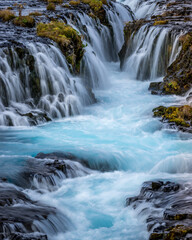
top-left (8, 232), bottom-right (48, 240)
top-left (0, 182), bottom-right (70, 239)
top-left (152, 105), bottom-right (192, 131)
top-left (16, 152), bottom-right (93, 190)
top-left (126, 181), bottom-right (192, 240)
top-left (17, 110), bottom-right (51, 125)
top-left (36, 21), bottom-right (85, 74)
top-left (119, 19), bottom-right (146, 68)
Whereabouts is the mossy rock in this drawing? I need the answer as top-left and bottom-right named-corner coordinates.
top-left (47, 3), bottom-right (56, 10)
top-left (153, 20), bottom-right (168, 26)
top-left (63, 0), bottom-right (109, 26)
top-left (164, 225), bottom-right (192, 240)
top-left (153, 105), bottom-right (192, 128)
top-left (156, 32), bottom-right (192, 96)
top-left (36, 21), bottom-right (84, 73)
top-left (149, 233), bottom-right (163, 240)
top-left (13, 16), bottom-right (35, 27)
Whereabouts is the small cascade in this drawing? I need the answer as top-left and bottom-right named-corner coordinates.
top-left (119, 0), bottom-right (162, 19)
top-left (67, 3), bottom-right (134, 62)
top-left (0, 43), bottom-right (94, 126)
top-left (105, 2), bottom-right (134, 53)
top-left (64, 3), bottom-right (134, 89)
top-left (0, 181), bottom-right (73, 239)
top-left (28, 43), bottom-right (93, 117)
top-left (121, 25), bottom-right (182, 80)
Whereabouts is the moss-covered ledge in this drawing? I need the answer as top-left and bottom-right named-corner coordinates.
top-left (62, 0), bottom-right (109, 26)
top-left (153, 105), bottom-right (192, 130)
top-left (36, 21), bottom-right (84, 73)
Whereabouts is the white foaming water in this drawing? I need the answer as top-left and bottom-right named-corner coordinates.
top-left (118, 0), bottom-right (162, 19)
top-left (0, 43), bottom-right (93, 126)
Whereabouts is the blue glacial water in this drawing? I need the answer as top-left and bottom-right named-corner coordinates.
top-left (1, 62), bottom-right (192, 239)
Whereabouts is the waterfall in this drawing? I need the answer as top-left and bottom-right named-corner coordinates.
top-left (0, 2), bottom-right (134, 126)
top-left (121, 25), bottom-right (182, 80)
top-left (0, 43), bottom-right (94, 126)
top-left (118, 0), bottom-right (162, 19)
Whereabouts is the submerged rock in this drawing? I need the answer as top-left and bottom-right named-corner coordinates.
top-left (126, 181), bottom-right (192, 240)
top-left (16, 152), bottom-right (94, 190)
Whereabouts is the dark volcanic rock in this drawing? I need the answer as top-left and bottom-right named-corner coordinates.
top-left (0, 182), bottom-right (71, 240)
top-left (126, 181), bottom-right (192, 240)
top-left (7, 233), bottom-right (48, 240)
top-left (16, 151), bottom-right (119, 190)
top-left (16, 152), bottom-right (93, 190)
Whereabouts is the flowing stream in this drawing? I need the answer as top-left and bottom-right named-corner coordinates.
top-left (0, 0), bottom-right (192, 239)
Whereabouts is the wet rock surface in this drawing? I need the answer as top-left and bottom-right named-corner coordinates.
top-left (127, 181), bottom-right (192, 240)
top-left (17, 152), bottom-right (93, 190)
top-left (0, 182), bottom-right (62, 240)
top-left (152, 105), bottom-right (192, 132)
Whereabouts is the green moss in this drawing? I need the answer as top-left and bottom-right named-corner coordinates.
top-left (153, 20), bottom-right (168, 26)
top-left (29, 11), bottom-right (42, 16)
top-left (149, 233), bottom-right (163, 240)
top-left (153, 105), bottom-right (192, 128)
top-left (164, 80), bottom-right (181, 94)
top-left (68, 0), bottom-right (106, 12)
top-left (47, 3), bottom-right (56, 10)
top-left (13, 15), bottom-right (35, 27)
top-left (69, 0), bottom-right (80, 5)
top-left (36, 21), bottom-right (84, 73)
top-left (0, 9), bottom-right (15, 21)
top-left (82, 0), bottom-right (103, 11)
top-left (48, 0), bottom-right (63, 3)
top-left (179, 33), bottom-right (192, 52)
top-left (164, 225), bottom-right (192, 240)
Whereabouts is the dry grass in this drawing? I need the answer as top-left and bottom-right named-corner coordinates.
top-left (0, 9), bottom-right (15, 21)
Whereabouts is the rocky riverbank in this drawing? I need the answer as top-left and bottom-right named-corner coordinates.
top-left (127, 180), bottom-right (192, 240)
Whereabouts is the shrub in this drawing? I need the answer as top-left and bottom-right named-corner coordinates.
top-left (13, 16), bottom-right (35, 27)
top-left (0, 9), bottom-right (15, 21)
top-left (47, 3), bottom-right (56, 10)
top-left (29, 11), bottom-right (42, 16)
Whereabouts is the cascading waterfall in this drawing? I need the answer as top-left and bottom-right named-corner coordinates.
top-left (0, 43), bottom-right (94, 126)
top-left (66, 3), bottom-right (134, 88)
top-left (0, 2), bottom-right (134, 126)
top-left (28, 43), bottom-right (93, 118)
top-left (118, 0), bottom-right (162, 19)
top-left (0, 0), bottom-right (191, 239)
top-left (121, 25), bottom-right (182, 80)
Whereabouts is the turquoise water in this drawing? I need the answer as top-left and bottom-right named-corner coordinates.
top-left (1, 63), bottom-right (192, 239)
